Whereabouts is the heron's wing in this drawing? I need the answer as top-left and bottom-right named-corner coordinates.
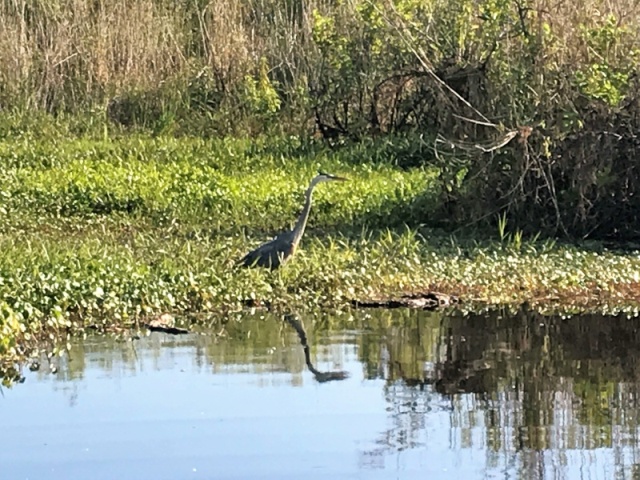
top-left (238, 237), bottom-right (279, 265)
top-left (238, 231), bottom-right (295, 269)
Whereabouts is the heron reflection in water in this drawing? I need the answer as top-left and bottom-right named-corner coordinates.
top-left (283, 313), bottom-right (349, 383)
top-left (238, 171), bottom-right (347, 270)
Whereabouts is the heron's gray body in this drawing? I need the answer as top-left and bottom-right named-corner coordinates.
top-left (238, 172), bottom-right (346, 270)
top-left (239, 230), bottom-right (296, 269)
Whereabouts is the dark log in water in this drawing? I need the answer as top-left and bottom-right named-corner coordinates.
top-left (351, 291), bottom-right (460, 310)
top-left (144, 313), bottom-right (189, 335)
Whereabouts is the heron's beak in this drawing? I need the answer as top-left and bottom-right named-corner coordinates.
top-left (328, 174), bottom-right (348, 181)
top-left (318, 170), bottom-right (347, 181)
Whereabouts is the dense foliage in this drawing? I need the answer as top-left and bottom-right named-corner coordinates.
top-left (1, 135), bottom-right (640, 363)
top-left (1, 0), bottom-right (640, 238)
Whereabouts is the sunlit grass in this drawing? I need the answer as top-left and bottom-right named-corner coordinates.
top-left (2, 135), bottom-right (435, 234)
top-left (1, 134), bottom-right (640, 360)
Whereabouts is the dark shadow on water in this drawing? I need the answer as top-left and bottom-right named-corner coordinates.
top-left (283, 313), bottom-right (349, 383)
top-left (358, 306), bottom-right (640, 476)
top-left (428, 306), bottom-right (640, 398)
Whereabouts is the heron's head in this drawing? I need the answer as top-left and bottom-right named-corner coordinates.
top-left (316, 170), bottom-right (348, 183)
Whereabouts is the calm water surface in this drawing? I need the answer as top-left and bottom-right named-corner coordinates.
top-left (2, 308), bottom-right (640, 480)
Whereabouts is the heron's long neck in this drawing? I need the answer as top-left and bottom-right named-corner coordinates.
top-left (292, 180), bottom-right (320, 246)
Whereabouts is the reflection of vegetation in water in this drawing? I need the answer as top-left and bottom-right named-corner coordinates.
top-left (8, 307), bottom-right (640, 477)
top-left (30, 314), bottom-right (350, 389)
top-left (355, 306), bottom-right (640, 469)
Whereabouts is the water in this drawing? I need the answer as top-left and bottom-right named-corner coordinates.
top-left (2, 307), bottom-right (640, 480)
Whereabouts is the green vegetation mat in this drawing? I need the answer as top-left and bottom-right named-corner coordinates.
top-left (1, 133), bottom-right (640, 363)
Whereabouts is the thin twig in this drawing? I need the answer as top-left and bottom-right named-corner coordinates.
top-left (451, 113), bottom-right (500, 128)
top-left (52, 52), bottom-right (78, 69)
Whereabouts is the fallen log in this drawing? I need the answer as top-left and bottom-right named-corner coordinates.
top-left (351, 292), bottom-right (460, 310)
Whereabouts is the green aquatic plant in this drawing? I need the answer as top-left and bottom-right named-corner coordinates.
top-left (0, 133), bottom-right (639, 368)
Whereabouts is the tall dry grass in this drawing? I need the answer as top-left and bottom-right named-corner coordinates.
top-left (0, 0), bottom-right (326, 116)
top-left (0, 0), bottom-right (184, 110)
top-left (0, 0), bottom-right (638, 120)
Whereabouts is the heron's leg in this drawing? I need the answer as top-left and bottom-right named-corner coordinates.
top-left (273, 264), bottom-right (287, 299)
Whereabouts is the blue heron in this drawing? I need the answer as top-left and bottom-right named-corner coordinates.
top-left (238, 171), bottom-right (347, 269)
